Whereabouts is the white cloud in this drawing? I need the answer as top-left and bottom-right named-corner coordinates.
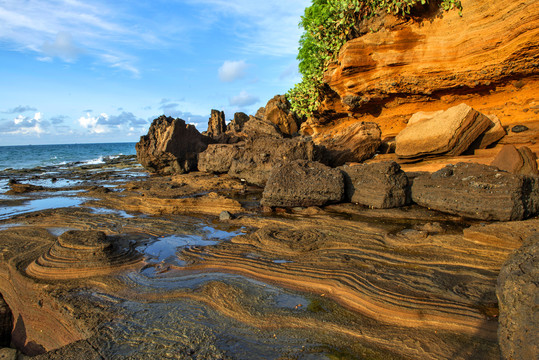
top-left (218, 60), bottom-right (248, 82)
top-left (78, 113), bottom-right (109, 134)
top-left (186, 0), bottom-right (310, 56)
top-left (229, 91), bottom-right (259, 107)
top-left (0, 112), bottom-right (47, 135)
top-left (42, 32), bottom-right (81, 61)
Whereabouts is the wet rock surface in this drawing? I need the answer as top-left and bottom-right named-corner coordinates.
top-left (261, 160), bottom-right (344, 208)
top-left (341, 161), bottom-right (409, 208)
top-left (412, 162), bottom-right (539, 221)
top-left (497, 234), bottom-right (539, 360)
top-left (0, 156), bottom-right (537, 359)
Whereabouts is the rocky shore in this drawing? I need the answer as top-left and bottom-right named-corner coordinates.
top-left (1, 0), bottom-right (538, 358)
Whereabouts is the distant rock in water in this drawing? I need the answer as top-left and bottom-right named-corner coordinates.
top-left (136, 115), bottom-right (211, 175)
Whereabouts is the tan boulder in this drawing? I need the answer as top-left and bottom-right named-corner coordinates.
top-left (258, 95), bottom-right (300, 135)
top-left (471, 114), bottom-right (506, 149)
top-left (395, 103), bottom-right (492, 158)
top-left (491, 145), bottom-right (539, 176)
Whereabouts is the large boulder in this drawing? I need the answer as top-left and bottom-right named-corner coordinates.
top-left (261, 160), bottom-right (344, 207)
top-left (318, 121), bottom-right (381, 166)
top-left (470, 114), bottom-right (506, 150)
top-left (497, 234), bottom-right (539, 360)
top-left (228, 136), bottom-right (319, 186)
top-left (136, 116), bottom-right (211, 175)
top-left (340, 161), bottom-right (409, 208)
top-left (242, 116), bottom-right (283, 138)
top-left (411, 162), bottom-right (539, 221)
top-left (491, 145), bottom-right (539, 176)
top-left (395, 104), bottom-right (492, 158)
top-left (198, 144), bottom-right (242, 174)
top-left (257, 95), bottom-right (301, 135)
top-left (206, 109), bottom-right (226, 139)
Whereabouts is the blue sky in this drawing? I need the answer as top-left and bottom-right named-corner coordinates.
top-left (0, 0), bottom-right (309, 145)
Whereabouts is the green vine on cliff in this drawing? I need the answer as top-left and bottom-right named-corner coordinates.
top-left (286, 0), bottom-right (463, 118)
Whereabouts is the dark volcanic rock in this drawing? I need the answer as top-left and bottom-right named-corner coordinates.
top-left (136, 116), bottom-right (211, 175)
top-left (511, 125), bottom-right (529, 133)
top-left (341, 161), bottom-right (409, 208)
top-left (206, 109), bottom-right (226, 139)
top-left (228, 136), bottom-right (319, 186)
top-left (227, 112), bottom-right (249, 133)
top-left (497, 234), bottom-right (539, 360)
top-left (261, 160), bottom-right (344, 207)
top-left (242, 116), bottom-right (283, 138)
top-left (411, 162), bottom-right (539, 221)
top-left (257, 95), bottom-right (300, 135)
top-left (491, 145), bottom-right (539, 176)
top-left (318, 122), bottom-right (381, 166)
top-left (198, 144), bottom-right (242, 174)
top-left (0, 293), bottom-right (12, 347)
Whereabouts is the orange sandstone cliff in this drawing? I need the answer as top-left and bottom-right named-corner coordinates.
top-left (306, 0), bottom-right (539, 171)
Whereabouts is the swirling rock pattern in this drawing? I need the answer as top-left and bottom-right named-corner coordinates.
top-left (26, 230), bottom-right (141, 280)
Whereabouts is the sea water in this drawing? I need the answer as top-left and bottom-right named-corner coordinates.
top-left (0, 142), bottom-right (137, 170)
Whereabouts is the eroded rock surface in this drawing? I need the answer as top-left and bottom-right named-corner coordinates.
top-left (396, 104), bottom-right (492, 158)
top-left (341, 161), bottom-right (409, 208)
top-left (497, 234), bottom-right (539, 360)
top-left (136, 116), bottom-right (210, 175)
top-left (206, 110), bottom-right (226, 139)
top-left (261, 160), bottom-right (344, 207)
top-left (491, 144), bottom-right (539, 176)
top-left (412, 162), bottom-right (539, 221)
top-left (257, 95), bottom-right (300, 135)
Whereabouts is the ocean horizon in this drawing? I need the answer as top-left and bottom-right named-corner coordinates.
top-left (0, 142), bottom-right (137, 170)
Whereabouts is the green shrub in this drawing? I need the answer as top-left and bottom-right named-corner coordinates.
top-left (287, 0), bottom-right (463, 118)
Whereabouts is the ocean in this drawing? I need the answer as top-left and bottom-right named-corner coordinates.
top-left (0, 142), bottom-right (137, 170)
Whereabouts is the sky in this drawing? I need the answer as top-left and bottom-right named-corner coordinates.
top-left (0, 0), bottom-right (310, 145)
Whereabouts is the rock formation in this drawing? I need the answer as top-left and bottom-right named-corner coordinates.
top-left (317, 121), bottom-right (381, 165)
top-left (206, 110), bottom-right (226, 139)
top-left (470, 114), bottom-right (506, 150)
top-left (257, 95), bottom-right (301, 135)
top-left (491, 145), bottom-right (539, 176)
top-left (395, 104), bottom-right (492, 158)
top-left (26, 230), bottom-right (141, 280)
top-left (497, 234), bottom-right (539, 360)
top-left (136, 116), bottom-right (211, 175)
top-left (226, 112), bottom-right (249, 133)
top-left (261, 160), bottom-right (344, 207)
top-left (411, 163), bottom-right (539, 221)
top-left (340, 161), bottom-right (409, 208)
top-left (0, 293), bottom-right (12, 347)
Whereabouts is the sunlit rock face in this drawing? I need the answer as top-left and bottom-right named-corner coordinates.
top-left (136, 116), bottom-right (211, 175)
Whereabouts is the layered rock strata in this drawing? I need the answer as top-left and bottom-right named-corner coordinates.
top-left (26, 230), bottom-right (141, 280)
top-left (497, 234), bottom-right (539, 360)
top-left (395, 104), bottom-right (492, 158)
top-left (340, 161), bottom-right (409, 208)
top-left (261, 160), bottom-right (344, 207)
top-left (412, 163), bottom-right (539, 221)
top-left (136, 116), bottom-right (210, 175)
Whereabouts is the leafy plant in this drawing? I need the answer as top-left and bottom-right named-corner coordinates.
top-left (287, 0), bottom-right (463, 118)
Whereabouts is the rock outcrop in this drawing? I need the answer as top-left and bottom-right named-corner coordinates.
top-left (226, 112), bottom-right (249, 133)
top-left (491, 145), bottom-right (539, 176)
top-left (395, 104), bottom-right (492, 158)
top-left (497, 234), bottom-right (539, 360)
top-left (321, 0), bottom-right (538, 117)
top-left (26, 230), bottom-right (141, 280)
top-left (136, 116), bottom-right (211, 175)
top-left (317, 121), bottom-right (381, 165)
top-left (341, 161), bottom-right (409, 208)
top-left (198, 144), bottom-right (241, 174)
top-left (411, 163), bottom-right (539, 221)
top-left (0, 293), bottom-right (12, 347)
top-left (257, 95), bottom-right (301, 135)
top-left (261, 160), bottom-right (344, 207)
top-left (206, 110), bottom-right (226, 139)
